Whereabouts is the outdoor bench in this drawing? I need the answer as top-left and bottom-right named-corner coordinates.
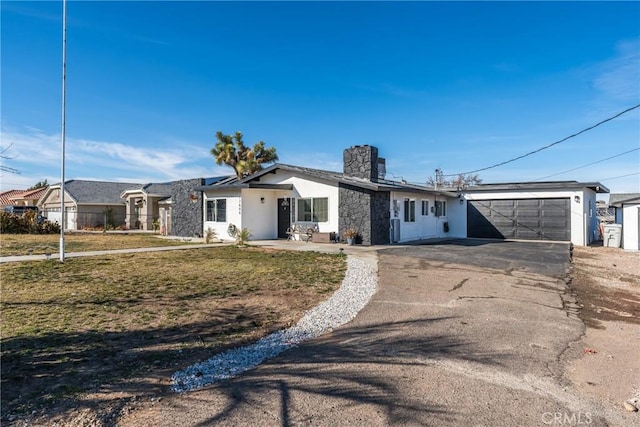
top-left (287, 223), bottom-right (319, 242)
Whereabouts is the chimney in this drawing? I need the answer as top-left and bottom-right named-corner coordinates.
top-left (343, 145), bottom-right (384, 182)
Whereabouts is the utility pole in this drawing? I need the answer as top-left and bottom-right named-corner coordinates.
top-left (434, 168), bottom-right (443, 190)
top-left (59, 0), bottom-right (67, 262)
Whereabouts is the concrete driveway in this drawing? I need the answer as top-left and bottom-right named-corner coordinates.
top-left (122, 240), bottom-right (629, 426)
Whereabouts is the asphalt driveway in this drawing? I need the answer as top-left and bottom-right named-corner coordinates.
top-left (121, 240), bottom-right (630, 426)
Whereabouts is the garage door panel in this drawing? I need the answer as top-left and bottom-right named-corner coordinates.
top-left (542, 209), bottom-right (567, 217)
top-left (517, 209), bottom-right (540, 217)
top-left (518, 219), bottom-right (541, 227)
top-left (468, 198), bottom-right (570, 241)
top-left (516, 200), bottom-right (541, 207)
top-left (491, 200), bottom-right (516, 208)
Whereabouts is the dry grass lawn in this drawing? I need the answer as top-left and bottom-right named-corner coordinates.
top-left (0, 244), bottom-right (346, 425)
top-left (0, 232), bottom-right (194, 257)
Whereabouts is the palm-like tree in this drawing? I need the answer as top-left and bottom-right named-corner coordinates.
top-left (211, 131), bottom-right (278, 180)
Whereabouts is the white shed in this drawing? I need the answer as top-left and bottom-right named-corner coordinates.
top-left (610, 193), bottom-right (640, 251)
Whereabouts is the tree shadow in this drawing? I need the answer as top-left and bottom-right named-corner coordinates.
top-left (0, 305), bottom-right (286, 422)
top-left (2, 313), bottom-right (506, 426)
top-left (170, 316), bottom-right (507, 426)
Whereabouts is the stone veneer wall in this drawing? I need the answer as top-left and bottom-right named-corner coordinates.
top-left (339, 184), bottom-right (390, 245)
top-left (343, 145), bottom-right (379, 181)
top-left (171, 178), bottom-right (205, 237)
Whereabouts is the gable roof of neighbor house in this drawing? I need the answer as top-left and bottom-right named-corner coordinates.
top-left (609, 193), bottom-right (640, 207)
top-left (0, 187), bottom-right (48, 205)
top-left (13, 187), bottom-right (49, 203)
top-left (196, 163), bottom-right (458, 197)
top-left (0, 190), bottom-right (25, 206)
top-left (121, 182), bottom-right (173, 198)
top-left (42, 180), bottom-right (143, 205)
top-left (460, 181), bottom-right (609, 194)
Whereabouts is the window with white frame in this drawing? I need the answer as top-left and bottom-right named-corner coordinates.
top-left (435, 200), bottom-right (446, 217)
top-left (421, 200), bottom-right (429, 216)
top-left (296, 197), bottom-right (328, 222)
top-left (206, 199), bottom-right (226, 222)
top-left (404, 198), bottom-right (416, 222)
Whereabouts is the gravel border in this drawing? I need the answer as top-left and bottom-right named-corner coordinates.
top-left (171, 256), bottom-right (377, 392)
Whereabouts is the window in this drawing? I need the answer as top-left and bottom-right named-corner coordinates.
top-left (435, 200), bottom-right (446, 217)
top-left (404, 198), bottom-right (415, 222)
top-left (206, 199), bottom-right (226, 222)
top-left (421, 200), bottom-right (429, 216)
top-left (296, 197), bottom-right (328, 222)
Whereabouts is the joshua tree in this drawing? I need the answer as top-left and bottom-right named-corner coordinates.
top-left (211, 131), bottom-right (278, 179)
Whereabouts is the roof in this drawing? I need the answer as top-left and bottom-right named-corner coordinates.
top-left (124, 182), bottom-right (173, 197)
top-left (196, 164), bottom-right (457, 197)
top-left (609, 193), bottom-right (640, 207)
top-left (18, 187), bottom-right (48, 201)
top-left (461, 181), bottom-right (609, 194)
top-left (0, 190), bottom-right (25, 206)
top-left (45, 180), bottom-right (143, 204)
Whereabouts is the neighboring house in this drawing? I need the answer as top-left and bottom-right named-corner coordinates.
top-left (121, 183), bottom-right (172, 231)
top-left (609, 193), bottom-right (640, 251)
top-left (39, 180), bottom-right (141, 230)
top-left (38, 178), bottom-right (221, 236)
top-left (1, 190), bottom-right (27, 208)
top-left (0, 187), bottom-right (48, 208)
top-left (120, 178), bottom-right (227, 235)
top-left (462, 181), bottom-right (608, 246)
top-left (198, 145), bottom-right (461, 245)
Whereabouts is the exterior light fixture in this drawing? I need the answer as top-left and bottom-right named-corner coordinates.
top-left (260, 197), bottom-right (265, 204)
top-left (189, 193), bottom-right (199, 203)
top-left (574, 195), bottom-right (581, 203)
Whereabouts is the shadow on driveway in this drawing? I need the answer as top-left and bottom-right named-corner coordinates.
top-left (170, 317), bottom-right (506, 427)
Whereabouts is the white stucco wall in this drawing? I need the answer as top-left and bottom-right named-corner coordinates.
top-left (203, 189), bottom-right (242, 242)
top-left (240, 189), bottom-right (286, 240)
top-left (390, 192), bottom-right (457, 242)
top-left (621, 204), bottom-right (640, 251)
top-left (464, 189), bottom-right (595, 246)
top-left (255, 170), bottom-right (340, 234)
top-left (202, 171), bottom-right (341, 241)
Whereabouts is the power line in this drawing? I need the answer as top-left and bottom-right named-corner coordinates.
top-left (443, 103), bottom-right (640, 177)
top-left (533, 147), bottom-right (640, 181)
top-left (597, 172), bottom-right (640, 182)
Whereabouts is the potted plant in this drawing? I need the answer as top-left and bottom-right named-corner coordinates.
top-left (344, 228), bottom-right (358, 245)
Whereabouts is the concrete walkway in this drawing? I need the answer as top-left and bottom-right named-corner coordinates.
top-left (0, 239), bottom-right (381, 268)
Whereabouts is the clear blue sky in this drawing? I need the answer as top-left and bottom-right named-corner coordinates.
top-left (2, 1), bottom-right (639, 196)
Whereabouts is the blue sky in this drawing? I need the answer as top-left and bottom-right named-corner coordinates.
top-left (2, 1), bottom-right (639, 197)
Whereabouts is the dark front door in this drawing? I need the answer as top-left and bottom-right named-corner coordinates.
top-left (277, 198), bottom-right (292, 239)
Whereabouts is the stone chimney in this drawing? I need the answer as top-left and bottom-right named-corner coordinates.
top-left (343, 145), bottom-right (385, 182)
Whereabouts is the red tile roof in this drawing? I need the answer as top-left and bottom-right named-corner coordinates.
top-left (0, 190), bottom-right (24, 206)
top-left (0, 187), bottom-right (48, 206)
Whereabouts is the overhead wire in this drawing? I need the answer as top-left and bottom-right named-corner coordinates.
top-left (533, 147), bottom-right (640, 181)
top-left (443, 103), bottom-right (640, 177)
top-left (597, 172), bottom-right (640, 182)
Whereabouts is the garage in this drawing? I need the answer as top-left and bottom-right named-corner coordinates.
top-left (467, 198), bottom-right (571, 241)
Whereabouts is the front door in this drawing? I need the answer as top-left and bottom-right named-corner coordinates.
top-left (277, 198), bottom-right (291, 239)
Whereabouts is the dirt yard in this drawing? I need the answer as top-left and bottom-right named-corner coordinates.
top-left (565, 245), bottom-right (640, 415)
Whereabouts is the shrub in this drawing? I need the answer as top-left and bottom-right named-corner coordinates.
top-left (205, 227), bottom-right (217, 243)
top-left (0, 211), bottom-right (61, 234)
